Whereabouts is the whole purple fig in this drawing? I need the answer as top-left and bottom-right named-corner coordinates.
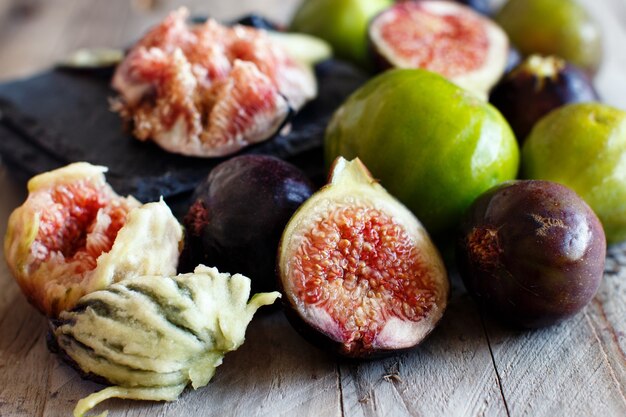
top-left (179, 155), bottom-right (315, 292)
top-left (456, 180), bottom-right (606, 328)
top-left (490, 55), bottom-right (599, 142)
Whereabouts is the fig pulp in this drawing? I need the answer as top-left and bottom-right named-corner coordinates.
top-left (179, 155), bottom-right (315, 293)
top-left (368, 0), bottom-right (509, 98)
top-left (490, 55), bottom-right (599, 142)
top-left (278, 157), bottom-right (449, 358)
top-left (4, 163), bottom-right (183, 317)
top-left (112, 8), bottom-right (318, 157)
top-left (457, 180), bottom-right (606, 328)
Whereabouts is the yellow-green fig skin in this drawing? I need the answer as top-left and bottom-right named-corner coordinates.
top-left (495, 0), bottom-right (602, 75)
top-left (290, 0), bottom-right (392, 68)
top-left (522, 103), bottom-right (626, 244)
top-left (325, 69), bottom-right (520, 237)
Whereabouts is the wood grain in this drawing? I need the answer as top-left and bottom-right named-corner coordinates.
top-left (0, 0), bottom-right (625, 416)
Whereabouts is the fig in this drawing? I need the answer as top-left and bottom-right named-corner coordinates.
top-left (179, 155), bottom-right (315, 293)
top-left (51, 264), bottom-right (280, 417)
top-left (490, 55), bottom-right (599, 142)
top-left (495, 0), bottom-right (602, 75)
top-left (235, 14), bottom-right (282, 31)
top-left (454, 0), bottom-right (493, 16)
top-left (456, 180), bottom-right (606, 328)
top-left (368, 0), bottom-right (509, 98)
top-left (4, 162), bottom-right (183, 317)
top-left (522, 103), bottom-right (626, 244)
top-left (290, 0), bottom-right (392, 68)
top-left (278, 157), bottom-right (449, 358)
top-left (112, 8), bottom-right (318, 157)
top-left (325, 69), bottom-right (519, 238)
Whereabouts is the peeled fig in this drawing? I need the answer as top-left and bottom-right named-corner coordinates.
top-left (490, 55), bottom-right (599, 141)
top-left (278, 157), bottom-right (449, 358)
top-left (179, 155), bottom-right (315, 293)
top-left (4, 162), bottom-right (183, 317)
top-left (51, 265), bottom-right (279, 417)
top-left (112, 8), bottom-right (318, 157)
top-left (368, 0), bottom-right (509, 98)
top-left (456, 180), bottom-right (606, 328)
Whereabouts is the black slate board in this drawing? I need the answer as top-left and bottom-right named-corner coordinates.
top-left (0, 60), bottom-right (368, 202)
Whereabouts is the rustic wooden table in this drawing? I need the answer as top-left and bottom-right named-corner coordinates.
top-left (0, 1), bottom-right (625, 416)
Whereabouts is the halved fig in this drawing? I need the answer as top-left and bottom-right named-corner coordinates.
top-left (368, 0), bottom-right (509, 98)
top-left (4, 163), bottom-right (183, 317)
top-left (278, 157), bottom-right (449, 358)
top-left (112, 8), bottom-right (319, 157)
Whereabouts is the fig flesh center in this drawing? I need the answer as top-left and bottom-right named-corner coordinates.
top-left (375, 3), bottom-right (489, 76)
top-left (292, 204), bottom-right (438, 352)
top-left (30, 181), bottom-right (131, 278)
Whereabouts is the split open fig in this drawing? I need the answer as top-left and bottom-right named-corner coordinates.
top-left (368, 0), bottom-right (509, 98)
top-left (4, 162), bottom-right (183, 317)
top-left (278, 157), bottom-right (449, 358)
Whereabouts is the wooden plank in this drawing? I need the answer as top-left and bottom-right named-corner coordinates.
top-left (338, 278), bottom-right (508, 417)
top-left (481, 0), bottom-right (626, 412)
top-left (482, 276), bottom-right (626, 416)
top-left (35, 313), bottom-right (341, 417)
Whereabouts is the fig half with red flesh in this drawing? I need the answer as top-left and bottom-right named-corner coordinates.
top-left (4, 163), bottom-right (183, 317)
top-left (369, 1), bottom-right (508, 98)
top-left (278, 157), bottom-right (449, 358)
top-left (456, 180), bottom-right (606, 328)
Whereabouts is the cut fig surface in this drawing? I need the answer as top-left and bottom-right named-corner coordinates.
top-left (369, 0), bottom-right (508, 98)
top-left (278, 157), bottom-right (449, 357)
top-left (112, 8), bottom-right (318, 157)
top-left (4, 163), bottom-right (183, 317)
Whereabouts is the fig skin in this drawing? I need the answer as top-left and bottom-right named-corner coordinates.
top-left (278, 157), bottom-right (449, 358)
top-left (456, 180), bottom-right (606, 328)
top-left (235, 14), bottom-right (282, 31)
top-left (495, 0), bottom-right (602, 75)
top-left (179, 155), bottom-right (315, 293)
top-left (454, 0), bottom-right (493, 16)
top-left (489, 55), bottom-right (599, 142)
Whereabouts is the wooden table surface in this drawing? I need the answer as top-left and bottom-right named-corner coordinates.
top-left (0, 1), bottom-right (625, 416)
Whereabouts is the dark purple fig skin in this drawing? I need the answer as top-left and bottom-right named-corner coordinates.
top-left (179, 155), bottom-right (315, 293)
top-left (456, 180), bottom-right (606, 328)
top-left (489, 55), bottom-right (599, 142)
top-left (454, 0), bottom-right (493, 16)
